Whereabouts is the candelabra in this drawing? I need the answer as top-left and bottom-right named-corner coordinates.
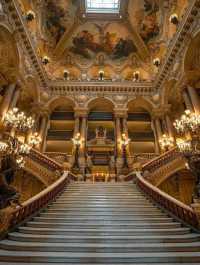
top-left (173, 109), bottom-right (200, 200)
top-left (159, 134), bottom-right (174, 151)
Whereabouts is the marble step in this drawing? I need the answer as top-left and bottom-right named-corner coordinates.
top-left (45, 208), bottom-right (162, 213)
top-left (20, 226), bottom-right (189, 235)
top-left (2, 263), bottom-right (200, 265)
top-left (1, 250), bottom-right (200, 263)
top-left (40, 212), bottom-right (167, 218)
top-left (33, 216), bottom-right (173, 223)
top-left (9, 232), bottom-right (200, 243)
top-left (2, 240), bottom-right (200, 253)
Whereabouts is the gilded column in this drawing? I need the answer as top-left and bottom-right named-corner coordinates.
top-left (122, 115), bottom-right (131, 157)
top-left (155, 118), bottom-right (163, 140)
top-left (115, 116), bottom-right (122, 157)
top-left (187, 86), bottom-right (200, 114)
top-left (9, 88), bottom-right (20, 110)
top-left (183, 91), bottom-right (194, 112)
top-left (39, 112), bottom-right (49, 153)
top-left (0, 83), bottom-right (16, 121)
top-left (165, 114), bottom-right (175, 139)
top-left (151, 120), bottom-right (160, 154)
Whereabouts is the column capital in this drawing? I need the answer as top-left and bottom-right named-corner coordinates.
top-left (74, 107), bottom-right (88, 118)
top-left (114, 108), bottom-right (128, 118)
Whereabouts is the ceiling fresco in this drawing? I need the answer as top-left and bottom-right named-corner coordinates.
top-left (17, 0), bottom-right (189, 82)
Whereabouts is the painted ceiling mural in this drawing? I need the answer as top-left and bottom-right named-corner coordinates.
top-left (17, 0), bottom-right (189, 81)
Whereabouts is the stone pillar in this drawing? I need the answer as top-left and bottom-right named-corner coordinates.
top-left (115, 116), bottom-right (122, 157)
top-left (9, 88), bottom-right (20, 110)
top-left (74, 108), bottom-right (88, 174)
top-left (187, 86), bottom-right (200, 114)
top-left (165, 114), bottom-right (175, 139)
top-left (155, 118), bottom-right (163, 140)
top-left (151, 120), bottom-right (160, 154)
top-left (0, 83), bottom-right (16, 121)
top-left (39, 113), bottom-right (49, 153)
top-left (73, 116), bottom-right (80, 138)
top-left (80, 116), bottom-right (87, 155)
top-left (183, 91), bottom-right (194, 112)
top-left (122, 115), bottom-right (131, 161)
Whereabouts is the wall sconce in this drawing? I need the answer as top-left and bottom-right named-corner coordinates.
top-left (133, 71), bottom-right (140, 81)
top-left (153, 58), bottom-right (160, 67)
top-left (26, 10), bottom-right (35, 21)
top-left (63, 70), bottom-right (69, 80)
top-left (99, 70), bottom-right (104, 81)
top-left (42, 56), bottom-right (50, 65)
top-left (169, 13), bottom-right (179, 25)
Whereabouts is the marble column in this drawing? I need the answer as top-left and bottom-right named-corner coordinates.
top-left (39, 114), bottom-right (49, 152)
top-left (80, 116), bottom-right (87, 154)
top-left (155, 118), bottom-right (163, 140)
top-left (183, 91), bottom-right (194, 112)
top-left (122, 116), bottom-right (131, 157)
top-left (165, 114), bottom-right (174, 139)
top-left (73, 116), bottom-right (80, 138)
top-left (187, 86), bottom-right (200, 114)
top-left (151, 120), bottom-right (160, 154)
top-left (0, 83), bottom-right (16, 121)
top-left (115, 116), bottom-right (122, 157)
top-left (9, 88), bottom-right (20, 110)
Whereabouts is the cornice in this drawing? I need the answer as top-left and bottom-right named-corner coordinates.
top-left (155, 0), bottom-right (200, 90)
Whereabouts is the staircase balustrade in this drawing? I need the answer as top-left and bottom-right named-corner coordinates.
top-left (141, 148), bottom-right (187, 186)
top-left (136, 172), bottom-right (199, 230)
top-left (10, 171), bottom-right (70, 229)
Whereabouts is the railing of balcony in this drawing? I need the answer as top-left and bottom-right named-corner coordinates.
top-left (47, 130), bottom-right (73, 141)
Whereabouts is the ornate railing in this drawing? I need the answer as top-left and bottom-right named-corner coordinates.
top-left (141, 148), bottom-right (187, 186)
top-left (136, 172), bottom-right (199, 230)
top-left (28, 149), bottom-right (62, 171)
top-left (45, 152), bottom-right (71, 164)
top-left (10, 171), bottom-right (69, 228)
top-left (142, 148), bottom-right (180, 172)
top-left (24, 149), bottom-right (64, 186)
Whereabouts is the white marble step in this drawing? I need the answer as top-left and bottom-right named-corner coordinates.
top-left (9, 232), bottom-right (200, 243)
top-left (1, 250), bottom-right (200, 263)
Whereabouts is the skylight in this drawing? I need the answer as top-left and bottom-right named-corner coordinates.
top-left (86, 0), bottom-right (120, 13)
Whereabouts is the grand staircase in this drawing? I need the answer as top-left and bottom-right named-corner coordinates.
top-left (1, 182), bottom-right (200, 264)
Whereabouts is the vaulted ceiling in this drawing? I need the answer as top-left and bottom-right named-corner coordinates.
top-left (18, 0), bottom-right (189, 82)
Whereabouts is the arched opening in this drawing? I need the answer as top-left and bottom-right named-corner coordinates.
top-left (45, 97), bottom-right (75, 156)
top-left (127, 99), bottom-right (155, 154)
top-left (87, 98), bottom-right (115, 174)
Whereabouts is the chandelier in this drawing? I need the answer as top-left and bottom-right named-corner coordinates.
top-left (28, 132), bottom-right (42, 146)
top-left (0, 137), bottom-right (31, 168)
top-left (173, 110), bottom-right (200, 134)
top-left (4, 108), bottom-right (35, 132)
top-left (159, 134), bottom-right (174, 151)
top-left (173, 109), bottom-right (200, 200)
